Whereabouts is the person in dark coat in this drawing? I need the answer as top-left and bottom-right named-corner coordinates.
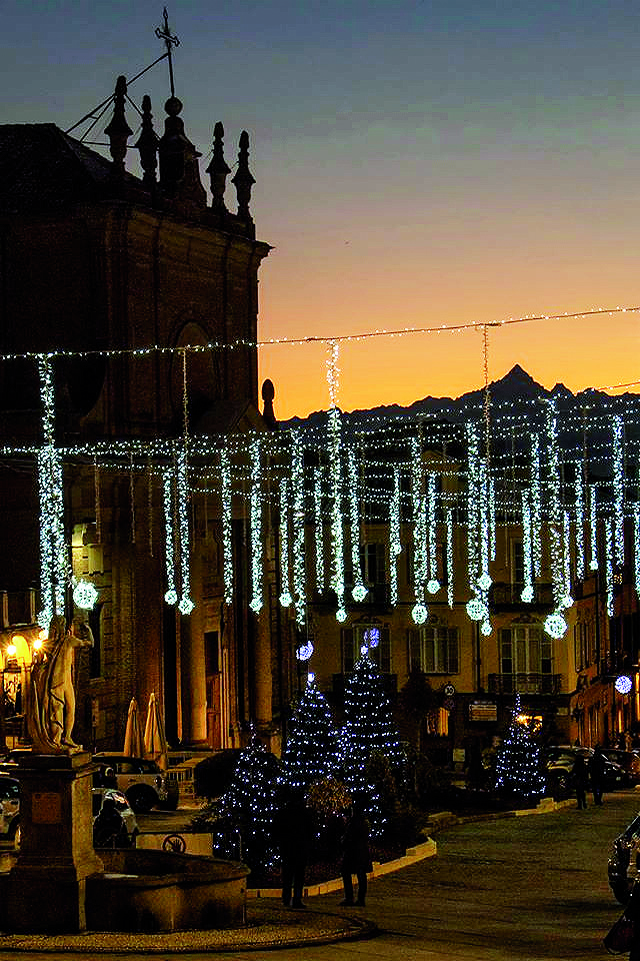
top-left (275, 789), bottom-right (313, 908)
top-left (572, 753), bottom-right (588, 809)
top-left (589, 744), bottom-right (606, 805)
top-left (92, 795), bottom-right (130, 848)
top-left (340, 801), bottom-right (372, 907)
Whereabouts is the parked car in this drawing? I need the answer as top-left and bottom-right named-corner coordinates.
top-left (543, 746), bottom-right (626, 799)
top-left (92, 752), bottom-right (179, 813)
top-left (601, 749), bottom-right (640, 786)
top-left (91, 787), bottom-right (139, 845)
top-left (0, 774), bottom-right (20, 846)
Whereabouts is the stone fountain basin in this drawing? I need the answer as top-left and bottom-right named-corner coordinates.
top-left (86, 848), bottom-right (249, 932)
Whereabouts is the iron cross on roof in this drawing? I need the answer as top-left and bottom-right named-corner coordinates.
top-left (155, 7), bottom-right (180, 98)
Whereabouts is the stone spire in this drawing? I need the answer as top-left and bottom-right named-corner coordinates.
top-left (134, 95), bottom-right (158, 188)
top-left (104, 75), bottom-right (133, 176)
top-left (205, 122), bottom-right (231, 212)
top-left (157, 95), bottom-right (206, 207)
top-left (231, 131), bottom-right (255, 221)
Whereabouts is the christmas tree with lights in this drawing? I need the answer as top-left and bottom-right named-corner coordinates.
top-left (494, 692), bottom-right (546, 802)
top-left (207, 733), bottom-right (280, 872)
top-left (340, 649), bottom-right (404, 833)
top-left (280, 675), bottom-right (341, 791)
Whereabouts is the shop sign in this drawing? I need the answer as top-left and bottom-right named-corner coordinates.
top-left (469, 700), bottom-right (497, 722)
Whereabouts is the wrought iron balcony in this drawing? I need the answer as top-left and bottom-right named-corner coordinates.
top-left (489, 582), bottom-right (554, 610)
top-left (488, 673), bottom-right (563, 695)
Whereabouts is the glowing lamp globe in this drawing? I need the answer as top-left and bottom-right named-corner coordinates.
top-left (164, 588), bottom-right (178, 606)
top-left (480, 619), bottom-right (493, 636)
top-left (544, 613), bottom-right (567, 639)
top-left (352, 584), bottom-right (368, 603)
top-left (335, 607), bottom-right (348, 623)
top-left (615, 675), bottom-right (633, 695)
top-left (411, 603), bottom-right (428, 625)
top-left (477, 572), bottom-right (492, 592)
top-left (427, 579), bottom-right (440, 595)
top-left (520, 586), bottom-right (534, 604)
top-left (307, 672), bottom-right (315, 685)
top-left (7, 644), bottom-right (16, 656)
top-left (466, 597), bottom-right (486, 621)
top-left (178, 597), bottom-right (194, 615)
top-left (296, 641), bottom-right (314, 661)
top-left (561, 594), bottom-right (574, 609)
top-left (73, 579), bottom-right (99, 610)
top-left (249, 598), bottom-right (263, 614)
top-left (279, 591), bottom-right (292, 608)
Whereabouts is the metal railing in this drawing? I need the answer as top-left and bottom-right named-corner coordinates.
top-left (487, 673), bottom-right (563, 695)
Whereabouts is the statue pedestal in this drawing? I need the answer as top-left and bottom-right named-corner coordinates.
top-left (4, 752), bottom-right (103, 933)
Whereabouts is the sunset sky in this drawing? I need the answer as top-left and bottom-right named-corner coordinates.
top-left (3, 0), bottom-right (639, 419)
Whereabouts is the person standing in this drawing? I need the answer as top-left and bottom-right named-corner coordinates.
top-left (589, 744), bottom-right (606, 805)
top-left (340, 801), bottom-right (372, 908)
top-left (275, 789), bottom-right (312, 909)
top-left (92, 795), bottom-right (130, 848)
top-left (572, 752), bottom-right (588, 809)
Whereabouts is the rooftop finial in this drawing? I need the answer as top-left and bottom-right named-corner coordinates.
top-left (155, 7), bottom-right (180, 98)
top-left (104, 75), bottom-right (133, 176)
top-left (231, 131), bottom-right (255, 221)
top-left (135, 95), bottom-right (158, 188)
top-left (206, 122), bottom-right (231, 212)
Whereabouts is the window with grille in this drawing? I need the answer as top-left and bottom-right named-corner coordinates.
top-left (500, 625), bottom-right (551, 675)
top-left (407, 626), bottom-right (459, 674)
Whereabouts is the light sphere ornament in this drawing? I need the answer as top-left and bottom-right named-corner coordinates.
top-left (466, 597), bottom-right (487, 622)
top-left (296, 641), bottom-right (314, 661)
top-left (307, 672), bottom-right (315, 685)
top-left (480, 619), bottom-right (493, 636)
top-left (279, 591), bottom-right (292, 608)
top-left (164, 588), bottom-right (178, 606)
top-left (179, 597), bottom-right (194, 615)
top-left (335, 607), bottom-right (348, 623)
top-left (411, 603), bottom-right (428, 625)
top-left (427, 579), bottom-right (440, 595)
top-left (477, 572), bottom-right (492, 592)
top-left (520, 586), bottom-right (534, 604)
top-left (615, 674), bottom-right (633, 695)
top-left (73, 579), bottom-right (99, 610)
top-left (352, 584), bottom-right (368, 603)
top-left (561, 594), bottom-right (574, 609)
top-left (249, 598), bottom-right (263, 614)
top-left (544, 613), bottom-right (568, 639)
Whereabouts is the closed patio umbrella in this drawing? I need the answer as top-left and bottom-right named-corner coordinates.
top-left (123, 697), bottom-right (144, 758)
top-left (143, 691), bottom-right (168, 771)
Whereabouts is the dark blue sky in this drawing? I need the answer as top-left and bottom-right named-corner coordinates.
top-left (4, 1), bottom-right (639, 416)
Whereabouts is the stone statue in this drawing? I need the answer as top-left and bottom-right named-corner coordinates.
top-left (27, 614), bottom-right (94, 754)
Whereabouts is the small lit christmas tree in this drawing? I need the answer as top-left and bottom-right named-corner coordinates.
top-left (341, 649), bottom-right (404, 833)
top-left (280, 674), bottom-right (341, 790)
top-left (494, 692), bottom-right (546, 802)
top-left (207, 734), bottom-right (280, 872)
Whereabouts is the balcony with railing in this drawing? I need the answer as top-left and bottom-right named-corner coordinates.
top-left (489, 582), bottom-right (554, 611)
top-left (488, 673), bottom-right (563, 695)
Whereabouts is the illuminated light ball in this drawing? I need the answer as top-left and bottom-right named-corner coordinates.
top-left (360, 643), bottom-right (368, 656)
top-left (477, 572), bottom-right (492, 592)
top-left (164, 588), bottom-right (178, 606)
top-left (544, 613), bottom-right (567, 639)
top-left (412, 603), bottom-right (428, 625)
top-left (561, 594), bottom-right (574, 609)
top-left (466, 597), bottom-right (487, 621)
top-left (249, 598), bottom-right (263, 614)
top-left (364, 627), bottom-right (380, 648)
top-left (73, 579), bottom-right (99, 610)
top-left (615, 675), bottom-right (633, 695)
top-left (352, 584), bottom-right (368, 603)
top-left (520, 586), bottom-right (534, 603)
top-left (427, 579), bottom-right (441, 595)
top-left (296, 641), bottom-right (314, 661)
top-left (32, 637), bottom-right (43, 651)
top-left (480, 619), bottom-right (493, 637)
top-left (179, 597), bottom-right (194, 615)
top-left (279, 591), bottom-right (292, 608)
top-left (589, 560), bottom-right (599, 571)
top-left (335, 607), bottom-right (348, 623)
top-left (307, 672), bottom-right (315, 685)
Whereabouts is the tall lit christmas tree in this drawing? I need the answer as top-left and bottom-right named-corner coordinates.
top-left (341, 648), bottom-right (404, 833)
top-left (208, 734), bottom-right (280, 872)
top-left (280, 674), bottom-right (341, 790)
top-left (494, 692), bottom-right (546, 802)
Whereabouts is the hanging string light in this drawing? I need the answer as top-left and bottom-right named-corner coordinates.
top-left (176, 445), bottom-right (194, 615)
top-left (410, 436), bottom-right (428, 625)
top-left (278, 478), bottom-right (292, 607)
top-left (574, 469), bottom-right (585, 581)
top-left (521, 489), bottom-right (534, 603)
top-left (162, 464), bottom-right (177, 605)
top-left (348, 448), bottom-right (367, 602)
top-left (314, 466), bottom-right (325, 593)
top-left (612, 415), bottom-right (625, 567)
top-left (605, 516), bottom-right (615, 618)
top-left (389, 466), bottom-right (402, 606)
top-left (291, 435), bottom-right (306, 625)
top-left (326, 341), bottom-right (346, 622)
top-left (220, 447), bottom-right (233, 605)
top-left (426, 473), bottom-right (440, 594)
top-left (249, 439), bottom-right (263, 614)
top-left (446, 507), bottom-right (454, 609)
top-left (530, 436), bottom-right (542, 576)
top-left (589, 484), bottom-right (599, 571)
